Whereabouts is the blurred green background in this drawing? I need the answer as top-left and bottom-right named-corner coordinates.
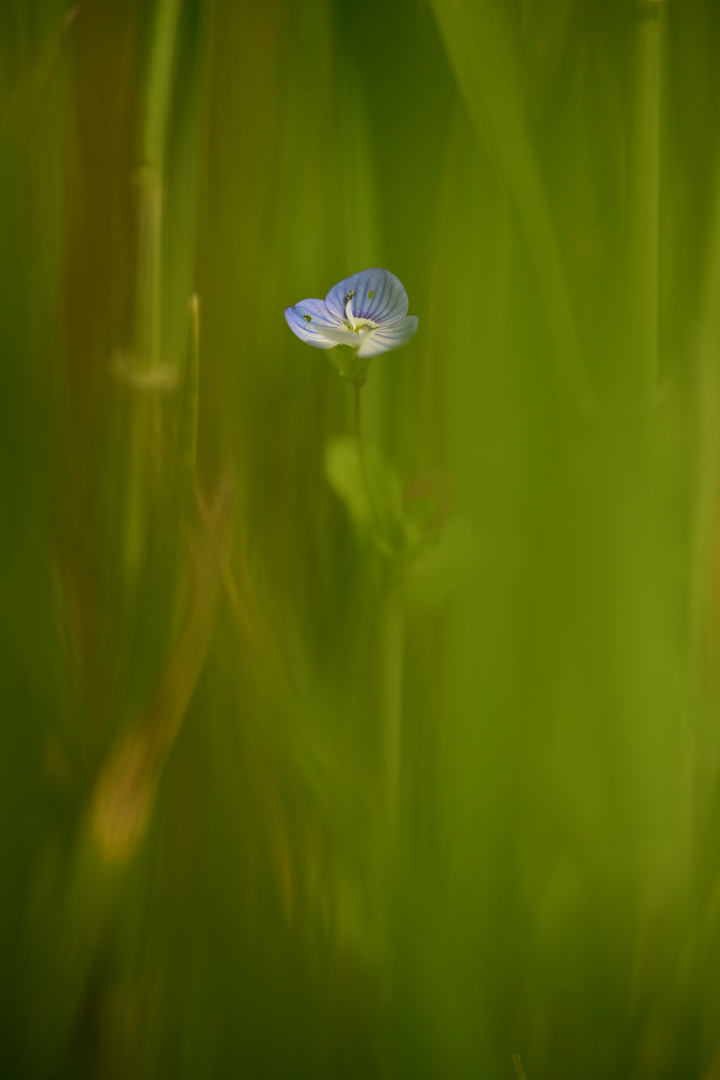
top-left (2, 0), bottom-right (720, 1076)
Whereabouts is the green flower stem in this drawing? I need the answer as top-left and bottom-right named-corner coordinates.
top-left (381, 586), bottom-right (405, 843)
top-left (352, 386), bottom-right (404, 839)
top-left (354, 384), bottom-right (384, 540)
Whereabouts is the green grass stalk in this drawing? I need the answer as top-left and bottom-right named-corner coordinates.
top-left (180, 292), bottom-right (200, 495)
top-left (124, 0), bottom-right (182, 580)
top-left (688, 106), bottom-right (720, 699)
top-left (630, 0), bottom-right (664, 403)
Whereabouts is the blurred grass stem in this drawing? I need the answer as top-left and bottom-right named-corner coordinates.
top-left (180, 293), bottom-right (200, 493)
top-left (137, 0), bottom-right (182, 374)
top-left (630, 0), bottom-right (664, 403)
top-left (124, 0), bottom-right (182, 580)
top-left (688, 61), bottom-right (720, 689)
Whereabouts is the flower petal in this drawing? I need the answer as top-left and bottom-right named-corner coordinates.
top-left (284, 298), bottom-right (343, 349)
top-left (356, 316), bottom-right (418, 358)
top-left (326, 268), bottom-right (409, 326)
top-left (313, 325), bottom-right (362, 346)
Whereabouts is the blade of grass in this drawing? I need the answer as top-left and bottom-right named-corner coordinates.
top-left (428, 0), bottom-right (593, 407)
top-left (629, 0), bottom-right (665, 404)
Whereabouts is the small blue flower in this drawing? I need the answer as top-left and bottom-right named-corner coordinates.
top-left (284, 268), bottom-right (418, 360)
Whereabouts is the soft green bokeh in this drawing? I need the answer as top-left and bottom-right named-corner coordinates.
top-left (2, 1), bottom-right (720, 1077)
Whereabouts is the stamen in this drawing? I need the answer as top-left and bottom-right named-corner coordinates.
top-left (344, 290), bottom-right (357, 330)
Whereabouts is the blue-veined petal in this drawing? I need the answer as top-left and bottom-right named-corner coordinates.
top-left (356, 316), bottom-right (418, 358)
top-left (326, 268), bottom-right (409, 325)
top-left (284, 298), bottom-right (343, 349)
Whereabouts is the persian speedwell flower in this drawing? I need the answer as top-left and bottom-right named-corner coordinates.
top-left (285, 268), bottom-right (418, 385)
